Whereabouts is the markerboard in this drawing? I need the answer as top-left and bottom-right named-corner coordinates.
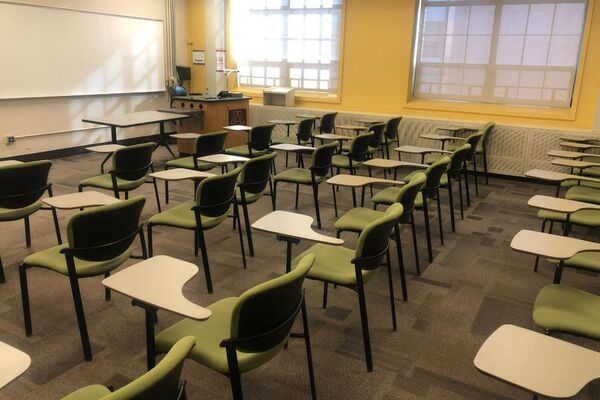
top-left (0, 2), bottom-right (166, 99)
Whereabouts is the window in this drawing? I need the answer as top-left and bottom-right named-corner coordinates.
top-left (413, 0), bottom-right (588, 108)
top-left (230, 0), bottom-right (342, 93)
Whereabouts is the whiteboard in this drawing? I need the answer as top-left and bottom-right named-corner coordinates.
top-left (0, 2), bottom-right (165, 99)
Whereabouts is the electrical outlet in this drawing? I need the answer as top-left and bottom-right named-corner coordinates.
top-left (5, 135), bottom-right (15, 145)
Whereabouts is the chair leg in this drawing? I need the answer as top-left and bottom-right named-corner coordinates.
top-left (322, 282), bottom-right (328, 309)
top-left (104, 271), bottom-right (111, 301)
top-left (0, 256), bottom-right (4, 284)
top-left (241, 202), bottom-right (254, 257)
top-left (482, 150), bottom-right (489, 185)
top-left (24, 216), bottom-right (31, 248)
top-left (148, 224), bottom-right (154, 257)
top-left (422, 201), bottom-right (433, 263)
top-left (194, 230), bottom-right (199, 257)
top-left (67, 272), bottom-right (93, 361)
top-left (410, 214), bottom-right (420, 275)
top-left (152, 178), bottom-right (161, 213)
top-left (394, 225), bottom-right (408, 302)
top-left (234, 203), bottom-right (247, 270)
top-left (332, 184), bottom-right (338, 217)
top-left (355, 275), bottom-right (373, 372)
top-left (295, 184), bottom-right (300, 209)
top-left (196, 228), bottom-right (213, 293)
top-left (269, 178), bottom-right (275, 211)
top-left (300, 299), bottom-right (317, 400)
top-left (19, 264), bottom-right (32, 335)
top-left (447, 180), bottom-right (455, 232)
top-left (273, 181), bottom-right (278, 210)
top-left (51, 207), bottom-right (62, 244)
top-left (464, 168), bottom-right (471, 207)
top-left (312, 183), bottom-right (322, 229)
top-left (436, 190), bottom-right (444, 246)
top-left (473, 157), bottom-right (479, 197)
top-left (458, 174), bottom-right (465, 219)
top-left (385, 250), bottom-right (398, 331)
top-left (534, 219), bottom-right (547, 273)
top-left (225, 347), bottom-right (244, 400)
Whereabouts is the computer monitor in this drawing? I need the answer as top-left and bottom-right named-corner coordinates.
top-left (176, 66), bottom-right (191, 82)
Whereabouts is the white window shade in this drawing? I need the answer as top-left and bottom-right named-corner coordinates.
top-left (230, 0), bottom-right (342, 93)
top-left (413, 0), bottom-right (588, 108)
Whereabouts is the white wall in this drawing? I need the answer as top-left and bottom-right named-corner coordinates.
top-left (0, 0), bottom-right (171, 157)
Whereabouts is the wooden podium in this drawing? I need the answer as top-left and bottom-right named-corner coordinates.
top-left (167, 96), bottom-right (251, 154)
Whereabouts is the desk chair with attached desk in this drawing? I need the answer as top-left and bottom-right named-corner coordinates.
top-left (225, 124), bottom-right (275, 159)
top-left (272, 118), bottom-right (315, 167)
top-left (332, 133), bottom-right (374, 208)
top-left (342, 123), bottom-right (385, 156)
top-left (373, 157), bottom-right (450, 263)
top-left (273, 142), bottom-right (338, 229)
top-left (335, 173), bottom-right (426, 293)
top-left (19, 197), bottom-right (147, 361)
top-left (435, 143), bottom-right (472, 232)
top-left (164, 131), bottom-right (227, 204)
top-left (61, 336), bottom-right (195, 400)
top-left (0, 160), bottom-right (59, 283)
top-left (154, 254), bottom-right (318, 400)
top-left (79, 142), bottom-right (162, 212)
top-left (237, 153), bottom-right (277, 257)
top-left (147, 168), bottom-right (245, 294)
top-left (383, 117), bottom-right (402, 159)
top-left (318, 112), bottom-right (337, 134)
top-left (292, 204), bottom-right (403, 372)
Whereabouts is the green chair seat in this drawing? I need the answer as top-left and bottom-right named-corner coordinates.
top-left (148, 200), bottom-right (227, 230)
top-left (537, 209), bottom-right (600, 227)
top-left (272, 137), bottom-right (308, 145)
top-left (373, 187), bottom-right (424, 208)
top-left (225, 146), bottom-right (268, 158)
top-left (547, 251), bottom-right (600, 273)
top-left (273, 168), bottom-right (325, 185)
top-left (61, 384), bottom-right (111, 400)
top-left (341, 143), bottom-right (378, 154)
top-left (236, 187), bottom-right (262, 204)
top-left (335, 207), bottom-right (385, 233)
top-left (340, 142), bottom-right (351, 152)
top-left (332, 154), bottom-right (362, 169)
top-left (291, 243), bottom-right (378, 286)
top-left (560, 179), bottom-right (600, 189)
top-left (424, 153), bottom-right (445, 165)
top-left (581, 166), bottom-right (600, 178)
top-left (24, 244), bottom-right (132, 278)
top-left (533, 284), bottom-right (600, 340)
top-left (0, 200), bottom-right (43, 222)
top-left (79, 174), bottom-right (146, 191)
top-left (446, 142), bottom-right (460, 152)
top-left (565, 185), bottom-right (600, 204)
top-left (155, 297), bottom-right (282, 374)
top-left (165, 157), bottom-right (216, 171)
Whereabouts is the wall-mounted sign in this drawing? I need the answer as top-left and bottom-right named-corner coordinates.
top-left (216, 49), bottom-right (226, 72)
top-left (228, 108), bottom-right (247, 125)
top-left (192, 50), bottom-right (205, 65)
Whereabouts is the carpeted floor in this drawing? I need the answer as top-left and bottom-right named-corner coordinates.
top-left (1, 147), bottom-right (599, 400)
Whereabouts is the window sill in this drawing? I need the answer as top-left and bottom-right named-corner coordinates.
top-left (404, 99), bottom-right (577, 122)
top-left (233, 86), bottom-right (341, 104)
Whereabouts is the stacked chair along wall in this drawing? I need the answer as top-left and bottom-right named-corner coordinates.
top-left (273, 142), bottom-right (338, 229)
top-left (147, 168), bottom-right (245, 293)
top-left (383, 117), bottom-right (402, 160)
top-left (79, 142), bottom-right (162, 212)
top-left (332, 133), bottom-right (374, 211)
top-left (154, 254), bottom-right (318, 400)
top-left (318, 112), bottom-right (337, 134)
top-left (164, 130), bottom-right (228, 203)
top-left (373, 157), bottom-right (451, 263)
top-left (272, 118), bottom-right (316, 167)
top-left (19, 197), bottom-right (147, 361)
top-left (476, 122), bottom-right (495, 185)
top-left (335, 173), bottom-right (427, 296)
top-left (61, 336), bottom-right (195, 400)
top-left (236, 152), bottom-right (277, 257)
top-left (0, 160), bottom-right (58, 283)
top-left (291, 204), bottom-right (404, 372)
top-left (225, 124), bottom-right (275, 159)
top-left (438, 143), bottom-right (472, 232)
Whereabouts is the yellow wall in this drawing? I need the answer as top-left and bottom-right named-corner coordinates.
top-left (187, 0), bottom-right (206, 93)
top-left (226, 0), bottom-right (600, 130)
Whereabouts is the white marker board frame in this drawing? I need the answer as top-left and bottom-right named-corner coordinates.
top-left (0, 1), bottom-right (166, 100)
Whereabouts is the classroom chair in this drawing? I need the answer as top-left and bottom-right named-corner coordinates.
top-left (0, 160), bottom-right (59, 283)
top-left (436, 143), bottom-right (472, 232)
top-left (476, 122), bottom-right (495, 185)
top-left (332, 132), bottom-right (374, 209)
top-left (164, 130), bottom-right (227, 204)
top-left (272, 118), bottom-right (315, 167)
top-left (273, 142), bottom-right (338, 229)
top-left (147, 168), bottom-right (245, 294)
top-left (79, 143), bottom-right (161, 212)
top-left (154, 254), bottom-right (318, 400)
top-left (292, 204), bottom-right (403, 372)
top-left (382, 117), bottom-right (402, 159)
top-left (341, 123), bottom-right (385, 157)
top-left (19, 197), bottom-right (147, 361)
top-left (318, 112), bottom-right (337, 134)
top-left (225, 124), bottom-right (275, 158)
top-left (61, 336), bottom-right (195, 400)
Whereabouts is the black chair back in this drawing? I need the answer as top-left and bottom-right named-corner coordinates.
top-left (195, 131), bottom-right (227, 157)
top-left (239, 153), bottom-right (276, 196)
top-left (112, 143), bottom-right (155, 181)
top-left (0, 160), bottom-right (51, 209)
top-left (464, 133), bottom-right (483, 161)
top-left (349, 133), bottom-right (374, 162)
top-left (368, 123), bottom-right (386, 149)
top-left (422, 157), bottom-right (450, 198)
top-left (448, 144), bottom-right (472, 178)
top-left (311, 142), bottom-right (338, 178)
top-left (296, 118), bottom-right (315, 143)
top-left (319, 112), bottom-right (337, 134)
top-left (480, 122), bottom-right (496, 149)
top-left (223, 253), bottom-right (315, 353)
top-left (194, 167), bottom-right (241, 218)
top-left (385, 117), bottom-right (402, 140)
top-left (65, 196), bottom-right (145, 262)
top-left (248, 125), bottom-right (275, 153)
top-left (393, 173), bottom-right (426, 223)
top-left (354, 203), bottom-right (403, 270)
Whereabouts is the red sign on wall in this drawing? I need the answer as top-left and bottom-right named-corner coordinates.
top-left (228, 108), bottom-right (247, 125)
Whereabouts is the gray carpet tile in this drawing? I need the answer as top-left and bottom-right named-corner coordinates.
top-left (1, 146), bottom-right (599, 399)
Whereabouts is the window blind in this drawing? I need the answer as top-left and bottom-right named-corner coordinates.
top-left (413, 0), bottom-right (588, 108)
top-left (230, 0), bottom-right (342, 93)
